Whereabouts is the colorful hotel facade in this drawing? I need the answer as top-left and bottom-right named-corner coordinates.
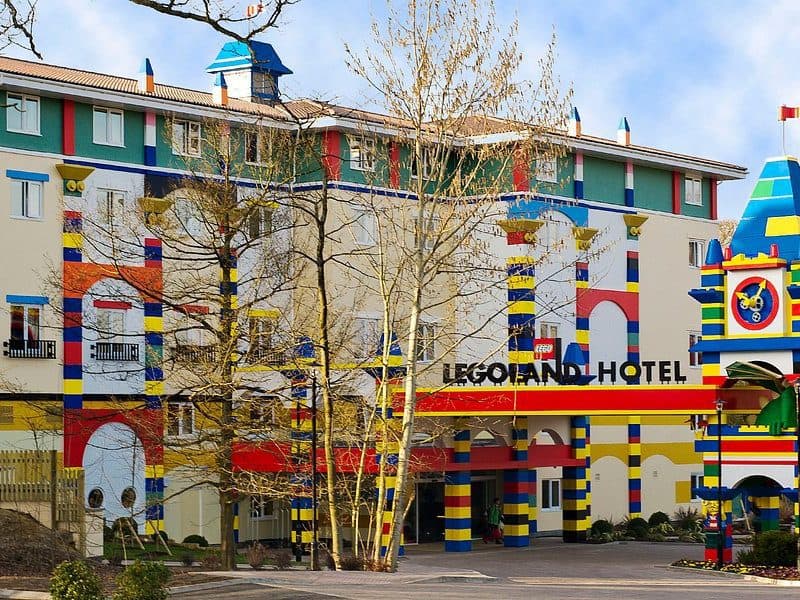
top-left (0, 40), bottom-right (771, 553)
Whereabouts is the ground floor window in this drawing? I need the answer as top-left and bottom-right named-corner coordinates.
top-left (541, 478), bottom-right (561, 511)
top-left (250, 495), bottom-right (275, 519)
top-left (690, 473), bottom-right (704, 500)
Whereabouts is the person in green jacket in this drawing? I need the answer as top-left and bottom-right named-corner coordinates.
top-left (483, 497), bottom-right (503, 544)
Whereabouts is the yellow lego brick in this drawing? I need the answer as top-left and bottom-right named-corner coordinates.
top-left (145, 380), bottom-right (164, 396)
top-left (575, 330), bottom-right (589, 344)
top-left (143, 316), bottom-right (163, 332)
top-left (507, 256), bottom-right (535, 266)
top-left (508, 300), bottom-right (535, 315)
top-left (145, 520), bottom-right (165, 535)
top-left (626, 282), bottom-right (639, 294)
top-left (504, 503), bottom-right (529, 515)
top-left (145, 464), bottom-right (164, 479)
top-left (249, 308), bottom-right (280, 318)
top-left (675, 481), bottom-right (691, 504)
top-left (445, 484), bottom-right (470, 497)
top-left (629, 467), bottom-right (641, 479)
top-left (444, 506), bottom-right (471, 519)
top-left (766, 215), bottom-right (800, 236)
top-left (62, 232), bottom-right (83, 249)
top-left (504, 524), bottom-right (529, 537)
top-left (63, 379), bottom-right (82, 395)
top-left (507, 275), bottom-right (535, 289)
top-left (445, 528), bottom-right (472, 541)
top-left (508, 350), bottom-right (535, 364)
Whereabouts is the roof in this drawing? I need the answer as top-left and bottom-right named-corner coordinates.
top-left (206, 41), bottom-right (292, 75)
top-left (0, 55), bottom-right (747, 178)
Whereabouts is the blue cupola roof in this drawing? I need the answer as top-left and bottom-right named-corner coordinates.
top-left (206, 40), bottom-right (292, 76)
top-left (730, 156), bottom-right (800, 261)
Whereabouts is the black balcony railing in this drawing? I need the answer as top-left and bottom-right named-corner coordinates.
top-left (173, 344), bottom-right (217, 363)
top-left (92, 342), bottom-right (140, 361)
top-left (3, 339), bottom-right (57, 359)
top-left (247, 347), bottom-right (286, 366)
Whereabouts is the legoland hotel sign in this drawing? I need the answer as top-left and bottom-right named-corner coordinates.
top-left (442, 339), bottom-right (687, 386)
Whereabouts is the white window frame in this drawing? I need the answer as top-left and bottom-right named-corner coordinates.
top-left (173, 195), bottom-right (203, 238)
top-left (166, 402), bottom-right (195, 437)
top-left (539, 322), bottom-right (559, 339)
top-left (690, 473), bottom-right (704, 501)
top-left (689, 332), bottom-right (702, 367)
top-left (411, 146), bottom-right (433, 180)
top-left (536, 157), bottom-right (558, 183)
top-left (244, 130), bottom-right (270, 165)
top-left (176, 313), bottom-right (204, 347)
top-left (250, 495), bottom-right (276, 520)
top-left (249, 205), bottom-right (273, 239)
top-left (248, 316), bottom-right (274, 356)
top-left (685, 175), bottom-right (703, 206)
top-left (349, 136), bottom-right (376, 172)
top-left (353, 207), bottom-right (377, 246)
top-left (172, 119), bottom-right (202, 157)
top-left (96, 309), bottom-right (125, 343)
top-left (541, 478), bottom-right (561, 511)
top-left (689, 239), bottom-right (704, 269)
top-left (249, 395), bottom-right (279, 427)
top-left (6, 93), bottom-right (40, 135)
top-left (416, 322), bottom-right (436, 363)
top-left (10, 180), bottom-right (42, 220)
top-left (9, 304), bottom-right (41, 342)
top-left (98, 189), bottom-right (126, 228)
top-left (92, 106), bottom-right (125, 147)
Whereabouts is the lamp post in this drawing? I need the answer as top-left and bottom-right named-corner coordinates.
top-left (715, 399), bottom-right (725, 571)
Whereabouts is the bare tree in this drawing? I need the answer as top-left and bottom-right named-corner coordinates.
top-left (344, 0), bottom-right (573, 569)
top-left (718, 219), bottom-right (737, 248)
top-left (1, 0), bottom-right (40, 58)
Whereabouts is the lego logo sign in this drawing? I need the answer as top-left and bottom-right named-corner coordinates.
top-left (533, 338), bottom-right (555, 360)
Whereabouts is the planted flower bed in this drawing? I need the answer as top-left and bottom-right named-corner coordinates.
top-left (672, 559), bottom-right (800, 581)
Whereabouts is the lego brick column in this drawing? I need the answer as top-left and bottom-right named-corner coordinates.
top-left (63, 210), bottom-right (84, 412)
top-left (445, 418), bottom-right (471, 551)
top-left (575, 261), bottom-right (589, 373)
top-left (626, 251), bottom-right (640, 383)
top-left (758, 495), bottom-right (781, 532)
top-left (574, 152), bottom-right (584, 200)
top-left (627, 416), bottom-right (642, 518)
top-left (528, 468), bottom-right (537, 535)
top-left (584, 418), bottom-right (591, 533)
top-left (144, 111), bottom-right (157, 166)
top-left (375, 403), bottom-right (404, 557)
top-left (699, 249), bottom-right (725, 384)
top-left (562, 416), bottom-right (589, 542)
top-left (503, 424), bottom-right (529, 547)
top-left (507, 257), bottom-right (535, 382)
top-left (289, 372), bottom-right (313, 549)
top-left (624, 159), bottom-right (634, 207)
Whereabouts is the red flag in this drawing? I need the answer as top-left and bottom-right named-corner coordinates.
top-left (779, 105), bottom-right (800, 121)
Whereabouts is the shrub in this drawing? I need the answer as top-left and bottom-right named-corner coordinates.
top-left (648, 511), bottom-right (670, 527)
top-left (339, 555), bottom-right (365, 571)
top-left (112, 560), bottom-right (170, 600)
top-left (322, 550), bottom-right (336, 570)
top-left (673, 507), bottom-right (702, 532)
top-left (103, 525), bottom-right (115, 542)
top-left (50, 560), bottom-right (104, 600)
top-left (180, 553), bottom-right (195, 567)
top-left (751, 530), bottom-right (798, 567)
top-left (201, 550), bottom-right (221, 570)
top-left (152, 530), bottom-right (169, 545)
top-left (182, 534), bottom-right (208, 547)
top-left (590, 519), bottom-right (614, 536)
top-left (268, 549), bottom-right (292, 570)
top-left (624, 517), bottom-right (650, 540)
top-left (736, 548), bottom-right (756, 565)
top-left (650, 522), bottom-right (674, 536)
top-left (247, 542), bottom-right (268, 569)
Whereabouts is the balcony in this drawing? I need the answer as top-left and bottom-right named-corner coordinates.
top-left (92, 342), bottom-right (140, 362)
top-left (3, 339), bottom-right (57, 359)
top-left (173, 344), bottom-right (217, 363)
top-left (247, 347), bottom-right (287, 366)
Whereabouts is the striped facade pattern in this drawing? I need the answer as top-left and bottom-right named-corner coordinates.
top-left (144, 110), bottom-right (157, 165)
top-left (699, 260), bottom-right (725, 384)
top-left (562, 416), bottom-right (589, 542)
top-left (624, 159), bottom-right (634, 207)
top-left (627, 416), bottom-right (642, 517)
top-left (502, 426), bottom-right (529, 547)
top-left (63, 210), bottom-right (84, 410)
top-left (625, 250), bottom-right (640, 382)
top-left (574, 151), bottom-right (584, 199)
top-left (289, 373), bottom-right (314, 546)
top-left (375, 406), bottom-right (404, 557)
top-left (445, 420), bottom-right (471, 551)
top-left (575, 261), bottom-right (590, 371)
top-left (507, 256), bottom-right (536, 380)
top-left (528, 468), bottom-right (537, 534)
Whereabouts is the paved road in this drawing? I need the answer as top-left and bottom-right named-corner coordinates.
top-left (172, 539), bottom-right (800, 599)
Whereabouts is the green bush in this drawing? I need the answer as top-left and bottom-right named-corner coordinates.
top-left (752, 530), bottom-right (798, 567)
top-left (736, 548), bottom-right (756, 564)
top-left (590, 519), bottom-right (614, 536)
top-left (50, 560), bottom-right (104, 600)
top-left (339, 555), bottom-right (366, 571)
top-left (648, 511), bottom-right (671, 527)
top-left (673, 507), bottom-right (702, 532)
top-left (625, 517), bottom-right (650, 540)
top-left (112, 560), bottom-right (170, 600)
top-left (181, 534), bottom-right (208, 547)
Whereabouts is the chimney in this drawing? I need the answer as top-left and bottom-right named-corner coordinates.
top-left (206, 40), bottom-right (292, 104)
top-left (617, 117), bottom-right (631, 146)
top-left (568, 106), bottom-right (581, 137)
top-left (213, 72), bottom-right (228, 106)
top-left (138, 58), bottom-right (154, 93)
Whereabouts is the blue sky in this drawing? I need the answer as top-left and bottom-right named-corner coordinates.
top-left (12, 0), bottom-right (800, 219)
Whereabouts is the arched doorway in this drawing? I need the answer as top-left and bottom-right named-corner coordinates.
top-left (83, 422), bottom-right (146, 532)
top-left (733, 475), bottom-right (787, 532)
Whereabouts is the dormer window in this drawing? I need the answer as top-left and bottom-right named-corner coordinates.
top-left (172, 120), bottom-right (201, 157)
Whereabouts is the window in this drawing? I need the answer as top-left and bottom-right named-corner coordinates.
top-left (98, 189), bottom-right (126, 228)
top-left (10, 305), bottom-right (40, 342)
top-left (174, 196), bottom-right (203, 238)
top-left (689, 239), bottom-right (704, 268)
top-left (92, 107), bottom-right (124, 146)
top-left (250, 495), bottom-right (275, 519)
top-left (176, 314), bottom-right (203, 346)
top-left (355, 316), bottom-right (380, 358)
top-left (685, 175), bottom-right (703, 206)
top-left (96, 309), bottom-right (125, 342)
top-left (166, 402), bottom-right (194, 436)
top-left (415, 216), bottom-right (440, 251)
top-left (353, 208), bottom-right (376, 246)
top-left (249, 396), bottom-right (278, 427)
top-left (541, 478), bottom-right (561, 510)
top-left (248, 317), bottom-right (274, 358)
top-left (689, 332), bottom-right (702, 367)
top-left (172, 120), bottom-right (201, 156)
top-left (249, 206), bottom-right (273, 239)
top-left (536, 157), bottom-right (558, 183)
top-left (245, 130), bottom-right (273, 165)
top-left (411, 147), bottom-right (433, 180)
top-left (10, 180), bottom-right (42, 219)
top-left (690, 473), bottom-right (704, 500)
top-left (6, 93), bottom-right (39, 135)
top-left (539, 322), bottom-right (558, 339)
top-left (349, 137), bottom-right (376, 172)
top-left (416, 323), bottom-right (436, 362)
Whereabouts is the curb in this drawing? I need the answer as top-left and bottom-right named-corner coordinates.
top-left (0, 591), bottom-right (49, 600)
top-left (404, 574), bottom-right (497, 584)
top-left (168, 578), bottom-right (254, 595)
top-left (666, 565), bottom-right (800, 586)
